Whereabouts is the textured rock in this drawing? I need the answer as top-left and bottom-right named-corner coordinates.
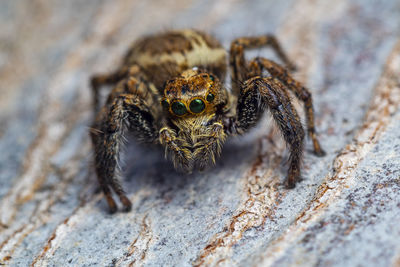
top-left (0, 0), bottom-right (399, 266)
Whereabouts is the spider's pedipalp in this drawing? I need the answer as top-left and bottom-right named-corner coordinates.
top-left (193, 122), bottom-right (226, 170)
top-left (159, 127), bottom-right (193, 172)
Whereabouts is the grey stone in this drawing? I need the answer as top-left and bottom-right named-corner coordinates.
top-left (0, 0), bottom-right (399, 266)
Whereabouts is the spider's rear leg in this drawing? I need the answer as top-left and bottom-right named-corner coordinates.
top-left (229, 35), bottom-right (296, 94)
top-left (249, 57), bottom-right (326, 156)
top-left (90, 65), bottom-right (141, 113)
top-left (234, 77), bottom-right (305, 188)
top-left (90, 78), bottom-right (158, 213)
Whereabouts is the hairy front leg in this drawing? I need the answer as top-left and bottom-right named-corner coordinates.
top-left (249, 57), bottom-right (325, 156)
top-left (234, 77), bottom-right (305, 187)
top-left (91, 82), bottom-right (157, 213)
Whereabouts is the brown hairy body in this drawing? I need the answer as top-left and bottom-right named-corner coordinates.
top-left (90, 29), bottom-right (325, 213)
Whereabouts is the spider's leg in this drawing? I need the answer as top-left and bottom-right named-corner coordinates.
top-left (248, 57), bottom-right (325, 156)
top-left (229, 35), bottom-right (296, 95)
top-left (90, 65), bottom-right (141, 113)
top-left (233, 76), bottom-right (305, 188)
top-left (90, 78), bottom-right (158, 213)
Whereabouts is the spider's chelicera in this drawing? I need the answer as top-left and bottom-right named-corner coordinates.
top-left (90, 29), bottom-right (325, 213)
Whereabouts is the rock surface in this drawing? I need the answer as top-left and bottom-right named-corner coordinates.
top-left (0, 0), bottom-right (400, 266)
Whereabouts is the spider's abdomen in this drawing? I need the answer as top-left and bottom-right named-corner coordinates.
top-left (123, 29), bottom-right (227, 90)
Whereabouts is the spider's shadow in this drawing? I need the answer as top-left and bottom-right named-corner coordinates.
top-left (120, 134), bottom-right (259, 203)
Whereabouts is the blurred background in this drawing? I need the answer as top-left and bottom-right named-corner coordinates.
top-left (0, 0), bottom-right (400, 266)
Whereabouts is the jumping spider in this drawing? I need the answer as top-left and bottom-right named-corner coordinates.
top-left (90, 29), bottom-right (325, 213)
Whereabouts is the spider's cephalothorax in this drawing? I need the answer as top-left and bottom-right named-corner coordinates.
top-left (90, 29), bottom-right (325, 213)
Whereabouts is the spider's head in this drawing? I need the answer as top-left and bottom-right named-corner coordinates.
top-left (160, 68), bottom-right (228, 172)
top-left (161, 68), bottom-right (225, 117)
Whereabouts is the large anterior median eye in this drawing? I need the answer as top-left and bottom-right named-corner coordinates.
top-left (171, 101), bottom-right (187, 116)
top-left (189, 99), bottom-right (205, 113)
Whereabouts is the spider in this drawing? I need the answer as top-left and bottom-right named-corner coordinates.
top-left (90, 29), bottom-right (325, 213)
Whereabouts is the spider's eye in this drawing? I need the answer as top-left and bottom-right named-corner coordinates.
top-left (209, 75), bottom-right (215, 81)
top-left (161, 99), bottom-right (169, 109)
top-left (171, 101), bottom-right (187, 116)
top-left (206, 93), bottom-right (215, 102)
top-left (189, 99), bottom-right (205, 113)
